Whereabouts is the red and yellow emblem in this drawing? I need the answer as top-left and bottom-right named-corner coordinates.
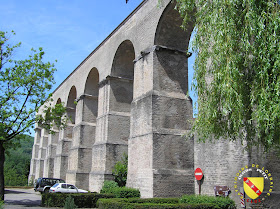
top-left (243, 177), bottom-right (264, 199)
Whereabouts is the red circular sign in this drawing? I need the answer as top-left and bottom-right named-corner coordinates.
top-left (195, 168), bottom-right (203, 180)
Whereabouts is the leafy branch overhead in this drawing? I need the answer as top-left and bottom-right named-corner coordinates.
top-left (176, 0), bottom-right (280, 153)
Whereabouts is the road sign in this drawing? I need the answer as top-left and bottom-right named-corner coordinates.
top-left (195, 168), bottom-right (203, 181)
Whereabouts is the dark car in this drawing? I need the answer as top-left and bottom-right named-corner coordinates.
top-left (34, 177), bottom-right (65, 193)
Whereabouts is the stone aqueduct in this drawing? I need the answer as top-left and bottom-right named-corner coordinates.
top-left (29, 0), bottom-right (280, 205)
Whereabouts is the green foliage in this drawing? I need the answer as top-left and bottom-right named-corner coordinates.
top-left (119, 198), bottom-right (179, 204)
top-left (41, 193), bottom-right (114, 208)
top-left (37, 102), bottom-right (68, 133)
top-left (109, 187), bottom-right (140, 198)
top-left (97, 198), bottom-right (219, 209)
top-left (100, 180), bottom-right (119, 194)
top-left (0, 29), bottom-right (67, 143)
top-left (180, 195), bottom-right (236, 209)
top-left (100, 180), bottom-right (140, 198)
top-left (176, 0), bottom-right (280, 153)
top-left (0, 30), bottom-right (59, 141)
top-left (64, 196), bottom-right (77, 209)
top-left (4, 134), bottom-right (33, 186)
top-left (112, 153), bottom-right (128, 187)
top-left (0, 200), bottom-right (3, 209)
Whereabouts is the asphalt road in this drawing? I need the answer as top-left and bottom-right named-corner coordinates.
top-left (3, 188), bottom-right (52, 209)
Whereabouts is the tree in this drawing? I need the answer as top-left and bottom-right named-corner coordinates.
top-left (176, 0), bottom-right (280, 153)
top-left (4, 135), bottom-right (33, 186)
top-left (0, 31), bottom-right (67, 200)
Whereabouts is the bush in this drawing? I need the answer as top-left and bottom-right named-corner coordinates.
top-left (100, 180), bottom-right (140, 198)
top-left (97, 198), bottom-right (218, 209)
top-left (180, 195), bottom-right (236, 209)
top-left (64, 196), bottom-right (77, 209)
top-left (126, 198), bottom-right (179, 204)
top-left (41, 193), bottom-right (114, 208)
top-left (110, 187), bottom-right (140, 198)
top-left (112, 153), bottom-right (128, 187)
top-left (100, 180), bottom-right (119, 194)
top-left (0, 201), bottom-right (4, 209)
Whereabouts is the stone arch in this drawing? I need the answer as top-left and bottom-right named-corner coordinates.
top-left (154, 1), bottom-right (194, 95)
top-left (83, 68), bottom-right (99, 123)
top-left (52, 98), bottom-right (62, 131)
top-left (110, 40), bottom-right (135, 113)
top-left (67, 86), bottom-right (77, 124)
top-left (56, 98), bottom-right (62, 104)
top-left (111, 40), bottom-right (135, 78)
top-left (129, 1), bottom-right (194, 197)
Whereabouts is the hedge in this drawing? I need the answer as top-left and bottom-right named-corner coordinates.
top-left (41, 193), bottom-right (114, 208)
top-left (123, 198), bottom-right (179, 204)
top-left (100, 184), bottom-right (140, 198)
top-left (109, 187), bottom-right (140, 198)
top-left (180, 195), bottom-right (236, 209)
top-left (100, 180), bottom-right (119, 194)
top-left (97, 198), bottom-right (220, 209)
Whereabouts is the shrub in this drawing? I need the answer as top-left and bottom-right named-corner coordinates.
top-left (100, 180), bottom-right (119, 194)
top-left (97, 198), bottom-right (218, 209)
top-left (110, 187), bottom-right (140, 198)
top-left (100, 180), bottom-right (140, 198)
top-left (126, 198), bottom-right (179, 204)
top-left (64, 196), bottom-right (77, 209)
top-left (112, 153), bottom-right (128, 187)
top-left (180, 195), bottom-right (236, 209)
top-left (41, 193), bottom-right (114, 208)
top-left (0, 201), bottom-right (4, 209)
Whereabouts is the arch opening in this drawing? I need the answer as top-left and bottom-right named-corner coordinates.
top-left (67, 86), bottom-right (77, 124)
top-left (56, 98), bottom-right (62, 104)
top-left (110, 40), bottom-right (135, 113)
top-left (154, 2), bottom-right (194, 95)
top-left (83, 68), bottom-right (99, 123)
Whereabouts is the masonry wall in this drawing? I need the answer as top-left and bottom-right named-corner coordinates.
top-left (194, 138), bottom-right (280, 209)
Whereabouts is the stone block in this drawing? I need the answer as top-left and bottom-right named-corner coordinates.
top-left (72, 123), bottom-right (96, 147)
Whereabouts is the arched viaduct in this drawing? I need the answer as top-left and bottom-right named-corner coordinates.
top-left (29, 0), bottom-right (280, 206)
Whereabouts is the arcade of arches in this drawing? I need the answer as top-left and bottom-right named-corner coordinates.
top-left (29, 0), bottom-right (280, 206)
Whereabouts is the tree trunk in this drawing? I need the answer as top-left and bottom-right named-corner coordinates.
top-left (0, 140), bottom-right (5, 201)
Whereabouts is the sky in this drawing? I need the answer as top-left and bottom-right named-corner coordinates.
top-left (0, 0), bottom-right (197, 132)
top-left (0, 0), bottom-right (144, 89)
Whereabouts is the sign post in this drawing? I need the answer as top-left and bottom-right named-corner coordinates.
top-left (240, 187), bottom-right (246, 208)
top-left (195, 168), bottom-right (203, 195)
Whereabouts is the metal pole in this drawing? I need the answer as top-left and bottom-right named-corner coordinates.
top-left (199, 180), bottom-right (201, 195)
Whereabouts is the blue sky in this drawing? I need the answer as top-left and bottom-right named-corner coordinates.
top-left (0, 0), bottom-right (197, 120)
top-left (0, 0), bottom-right (143, 89)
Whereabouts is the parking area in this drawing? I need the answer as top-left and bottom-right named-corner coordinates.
top-left (3, 188), bottom-right (94, 209)
top-left (3, 188), bottom-right (44, 209)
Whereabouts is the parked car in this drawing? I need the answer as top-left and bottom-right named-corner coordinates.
top-left (34, 177), bottom-right (65, 193)
top-left (49, 183), bottom-right (88, 193)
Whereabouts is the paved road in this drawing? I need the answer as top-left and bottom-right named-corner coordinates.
top-left (3, 188), bottom-right (54, 209)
